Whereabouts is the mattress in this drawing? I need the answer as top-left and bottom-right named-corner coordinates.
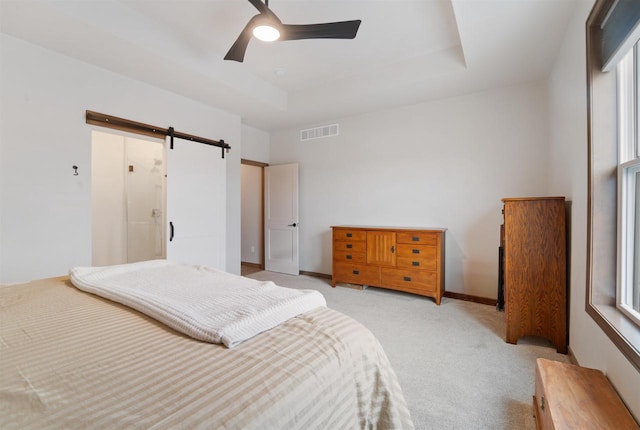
top-left (0, 276), bottom-right (414, 429)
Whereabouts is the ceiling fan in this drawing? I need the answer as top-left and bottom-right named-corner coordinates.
top-left (224, 0), bottom-right (362, 63)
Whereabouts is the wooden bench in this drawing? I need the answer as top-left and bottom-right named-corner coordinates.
top-left (533, 358), bottom-right (639, 429)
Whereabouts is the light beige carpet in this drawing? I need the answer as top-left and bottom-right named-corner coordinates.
top-left (246, 269), bottom-right (569, 430)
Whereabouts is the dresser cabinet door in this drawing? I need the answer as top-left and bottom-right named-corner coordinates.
top-left (366, 231), bottom-right (396, 266)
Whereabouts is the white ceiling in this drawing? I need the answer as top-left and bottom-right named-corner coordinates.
top-left (0, 0), bottom-right (582, 132)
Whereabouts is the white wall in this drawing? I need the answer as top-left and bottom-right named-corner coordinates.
top-left (547, 0), bottom-right (640, 420)
top-left (241, 124), bottom-right (270, 163)
top-left (0, 34), bottom-right (242, 283)
top-left (270, 82), bottom-right (550, 298)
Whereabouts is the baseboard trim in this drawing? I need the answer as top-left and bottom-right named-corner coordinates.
top-left (240, 262), bottom-right (263, 269)
top-left (443, 291), bottom-right (497, 306)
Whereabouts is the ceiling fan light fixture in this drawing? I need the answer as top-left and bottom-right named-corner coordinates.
top-left (253, 24), bottom-right (280, 42)
top-left (224, 0), bottom-right (362, 62)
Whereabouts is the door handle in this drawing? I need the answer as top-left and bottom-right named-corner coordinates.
top-left (288, 223), bottom-right (297, 227)
top-left (169, 221), bottom-right (174, 242)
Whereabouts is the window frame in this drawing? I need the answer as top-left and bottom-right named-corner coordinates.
top-left (617, 158), bottom-right (640, 323)
top-left (586, 0), bottom-right (640, 372)
top-left (616, 44), bottom-right (640, 326)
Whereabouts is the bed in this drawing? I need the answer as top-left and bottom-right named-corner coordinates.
top-left (0, 261), bottom-right (414, 429)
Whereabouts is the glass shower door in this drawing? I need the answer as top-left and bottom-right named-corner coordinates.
top-left (125, 137), bottom-right (165, 263)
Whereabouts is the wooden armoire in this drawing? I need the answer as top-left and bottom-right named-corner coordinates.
top-left (501, 197), bottom-right (567, 353)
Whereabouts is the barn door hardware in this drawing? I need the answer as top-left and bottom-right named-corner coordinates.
top-left (86, 110), bottom-right (231, 158)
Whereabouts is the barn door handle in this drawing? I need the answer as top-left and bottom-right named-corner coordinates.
top-left (169, 221), bottom-right (174, 242)
top-left (288, 223), bottom-right (297, 227)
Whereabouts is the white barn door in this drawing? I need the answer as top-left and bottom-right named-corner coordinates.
top-left (166, 140), bottom-right (226, 270)
top-left (264, 163), bottom-right (299, 275)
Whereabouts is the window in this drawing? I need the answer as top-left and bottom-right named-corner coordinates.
top-left (617, 43), bottom-right (640, 325)
top-left (586, 0), bottom-right (640, 372)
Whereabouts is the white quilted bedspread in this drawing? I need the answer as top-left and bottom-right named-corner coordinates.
top-left (69, 260), bottom-right (326, 347)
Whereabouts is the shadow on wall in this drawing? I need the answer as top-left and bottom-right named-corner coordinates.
top-left (446, 234), bottom-right (465, 294)
top-left (459, 206), bottom-right (505, 299)
top-left (321, 229), bottom-right (332, 274)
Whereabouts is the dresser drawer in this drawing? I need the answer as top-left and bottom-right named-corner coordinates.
top-left (396, 257), bottom-right (437, 271)
top-left (380, 268), bottom-right (437, 292)
top-left (333, 263), bottom-right (379, 285)
top-left (333, 240), bottom-right (366, 253)
top-left (396, 231), bottom-right (438, 245)
top-left (333, 229), bottom-right (367, 241)
top-left (396, 244), bottom-right (437, 270)
top-left (334, 250), bottom-right (366, 264)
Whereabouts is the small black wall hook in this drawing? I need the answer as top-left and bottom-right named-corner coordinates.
top-left (72, 165), bottom-right (79, 176)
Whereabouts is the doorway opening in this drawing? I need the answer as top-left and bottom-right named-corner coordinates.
top-left (241, 159), bottom-right (267, 274)
top-left (91, 130), bottom-right (166, 266)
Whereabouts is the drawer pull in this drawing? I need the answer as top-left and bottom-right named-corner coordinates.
top-left (403, 276), bottom-right (412, 282)
top-left (412, 249), bottom-right (420, 254)
top-left (412, 261), bottom-right (420, 266)
top-left (412, 236), bottom-right (420, 241)
top-left (346, 244), bottom-right (353, 249)
top-left (353, 270), bottom-right (360, 275)
top-left (391, 245), bottom-right (395, 253)
top-left (346, 255), bottom-right (352, 260)
top-left (346, 233), bottom-right (352, 238)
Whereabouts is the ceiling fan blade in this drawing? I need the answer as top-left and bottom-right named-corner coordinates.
top-left (248, 0), bottom-right (268, 14)
top-left (247, 0), bottom-right (280, 22)
top-left (280, 20), bottom-right (361, 41)
top-left (224, 15), bottom-right (261, 62)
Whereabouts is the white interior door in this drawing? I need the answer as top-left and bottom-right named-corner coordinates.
top-left (166, 140), bottom-right (226, 270)
top-left (264, 163), bottom-right (299, 275)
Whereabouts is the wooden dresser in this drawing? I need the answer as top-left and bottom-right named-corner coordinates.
top-left (501, 197), bottom-right (567, 353)
top-left (331, 226), bottom-right (446, 304)
top-left (533, 358), bottom-right (639, 429)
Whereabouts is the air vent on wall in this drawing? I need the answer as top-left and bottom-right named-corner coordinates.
top-left (300, 124), bottom-right (339, 141)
